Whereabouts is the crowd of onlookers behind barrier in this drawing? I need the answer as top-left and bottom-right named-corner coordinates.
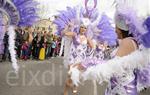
top-left (0, 27), bottom-right (61, 62)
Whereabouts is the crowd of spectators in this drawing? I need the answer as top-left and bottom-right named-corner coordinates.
top-left (0, 27), bottom-right (61, 62)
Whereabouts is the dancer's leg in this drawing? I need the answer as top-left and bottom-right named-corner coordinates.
top-left (64, 64), bottom-right (83, 95)
top-left (64, 65), bottom-right (73, 95)
top-left (64, 77), bottom-right (73, 95)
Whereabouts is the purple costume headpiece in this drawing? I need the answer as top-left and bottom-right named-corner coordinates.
top-left (96, 14), bottom-right (117, 46)
top-left (141, 17), bottom-right (150, 48)
top-left (54, 6), bottom-right (117, 46)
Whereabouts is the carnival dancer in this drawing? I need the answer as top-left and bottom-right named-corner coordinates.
top-left (64, 24), bottom-right (94, 95)
top-left (53, 5), bottom-right (91, 95)
top-left (54, 2), bottom-right (118, 94)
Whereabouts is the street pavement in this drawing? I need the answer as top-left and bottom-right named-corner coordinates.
top-left (0, 57), bottom-right (149, 95)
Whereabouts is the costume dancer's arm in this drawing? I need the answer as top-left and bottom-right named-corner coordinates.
top-left (64, 32), bottom-right (76, 37)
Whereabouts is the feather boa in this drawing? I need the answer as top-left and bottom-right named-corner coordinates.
top-left (70, 48), bottom-right (150, 86)
top-left (8, 26), bottom-right (19, 73)
top-left (69, 66), bottom-right (81, 86)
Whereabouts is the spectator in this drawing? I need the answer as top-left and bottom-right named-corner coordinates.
top-left (23, 28), bottom-right (29, 42)
top-left (15, 28), bottom-right (23, 58)
top-left (2, 31), bottom-right (11, 61)
top-left (32, 33), bottom-right (40, 59)
top-left (28, 27), bottom-right (33, 59)
top-left (55, 37), bottom-right (61, 56)
top-left (46, 32), bottom-right (52, 58)
top-left (50, 38), bottom-right (56, 57)
top-left (21, 41), bottom-right (29, 60)
top-left (39, 34), bottom-right (47, 60)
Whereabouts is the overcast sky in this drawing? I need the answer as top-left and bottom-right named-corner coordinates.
top-left (36, 0), bottom-right (116, 19)
top-left (36, 0), bottom-right (82, 18)
top-left (36, 0), bottom-right (150, 19)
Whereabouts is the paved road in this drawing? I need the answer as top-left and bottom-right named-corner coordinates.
top-left (0, 58), bottom-right (149, 95)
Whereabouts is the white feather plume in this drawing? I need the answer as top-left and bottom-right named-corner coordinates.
top-left (69, 66), bottom-right (81, 86)
top-left (8, 26), bottom-right (19, 73)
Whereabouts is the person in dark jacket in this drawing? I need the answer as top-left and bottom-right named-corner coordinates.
top-left (2, 32), bottom-right (11, 61)
top-left (15, 28), bottom-right (23, 58)
top-left (32, 33), bottom-right (40, 59)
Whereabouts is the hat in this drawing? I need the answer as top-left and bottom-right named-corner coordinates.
top-left (115, 13), bottom-right (129, 31)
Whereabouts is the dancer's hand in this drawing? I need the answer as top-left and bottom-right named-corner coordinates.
top-left (77, 64), bottom-right (85, 71)
top-left (70, 64), bottom-right (85, 71)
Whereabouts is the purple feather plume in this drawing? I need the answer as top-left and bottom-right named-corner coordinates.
top-left (141, 17), bottom-right (150, 48)
top-left (97, 14), bottom-right (117, 46)
top-left (0, 26), bottom-right (5, 54)
top-left (54, 7), bottom-right (77, 36)
top-left (12, 0), bottom-right (39, 26)
top-left (0, 13), bottom-right (7, 54)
